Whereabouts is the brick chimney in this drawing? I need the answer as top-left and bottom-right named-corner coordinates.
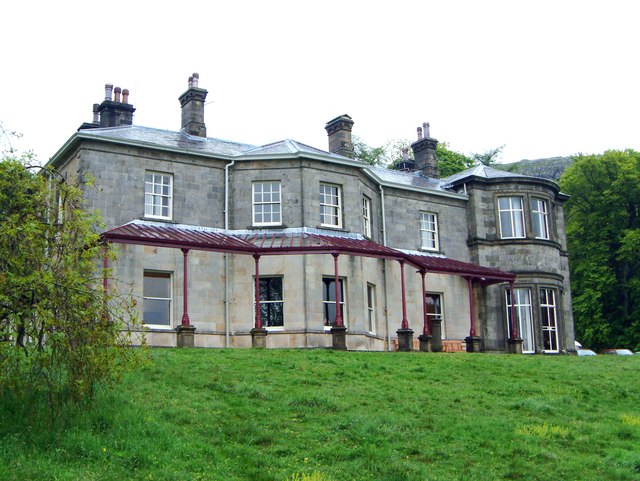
top-left (411, 122), bottom-right (439, 178)
top-left (178, 73), bottom-right (208, 137)
top-left (96, 84), bottom-right (136, 128)
top-left (325, 114), bottom-right (354, 158)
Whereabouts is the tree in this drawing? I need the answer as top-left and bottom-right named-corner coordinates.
top-left (354, 135), bottom-right (474, 177)
top-left (353, 136), bottom-right (388, 166)
top-left (560, 149), bottom-right (640, 351)
top-left (0, 148), bottom-right (142, 414)
top-left (471, 145), bottom-right (504, 166)
top-left (436, 142), bottom-right (475, 177)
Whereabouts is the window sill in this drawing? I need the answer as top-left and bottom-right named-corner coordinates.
top-left (142, 324), bottom-right (174, 331)
top-left (140, 216), bottom-right (178, 224)
top-left (247, 224), bottom-right (287, 230)
top-left (419, 247), bottom-right (443, 255)
top-left (317, 225), bottom-right (348, 232)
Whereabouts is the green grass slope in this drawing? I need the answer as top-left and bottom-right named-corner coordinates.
top-left (1, 349), bottom-right (639, 481)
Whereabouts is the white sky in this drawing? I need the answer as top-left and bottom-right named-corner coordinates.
top-left (1, 0), bottom-right (639, 164)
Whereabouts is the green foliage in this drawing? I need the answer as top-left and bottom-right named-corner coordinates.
top-left (471, 144), bottom-right (504, 166)
top-left (352, 136), bottom-right (387, 166)
top-left (0, 152), bottom-right (143, 415)
top-left (354, 135), bottom-right (475, 177)
top-left (437, 142), bottom-right (475, 177)
top-left (1, 349), bottom-right (639, 480)
top-left (561, 149), bottom-right (640, 351)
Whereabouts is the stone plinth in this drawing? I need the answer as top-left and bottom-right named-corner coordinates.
top-left (330, 325), bottom-right (348, 350)
top-left (251, 328), bottom-right (268, 348)
top-left (396, 329), bottom-right (414, 352)
top-left (176, 324), bottom-right (196, 348)
top-left (507, 338), bottom-right (523, 354)
top-left (465, 336), bottom-right (483, 353)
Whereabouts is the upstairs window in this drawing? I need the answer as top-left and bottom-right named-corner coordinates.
top-left (420, 212), bottom-right (439, 251)
top-left (363, 195), bottom-right (372, 237)
top-left (145, 172), bottom-right (173, 220)
top-left (320, 183), bottom-right (342, 228)
top-left (498, 196), bottom-right (525, 239)
top-left (531, 198), bottom-right (550, 240)
top-left (253, 182), bottom-right (282, 226)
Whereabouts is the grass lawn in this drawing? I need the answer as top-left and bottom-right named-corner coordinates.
top-left (1, 348), bottom-right (639, 481)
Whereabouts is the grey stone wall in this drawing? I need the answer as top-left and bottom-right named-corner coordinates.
top-left (52, 136), bottom-right (574, 353)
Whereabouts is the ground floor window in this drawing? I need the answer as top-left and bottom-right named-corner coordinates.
top-left (255, 276), bottom-right (284, 328)
top-left (505, 288), bottom-right (535, 353)
top-left (366, 283), bottom-right (376, 334)
top-left (143, 271), bottom-right (172, 327)
top-left (425, 292), bottom-right (444, 338)
top-left (323, 277), bottom-right (345, 327)
top-left (540, 288), bottom-right (559, 352)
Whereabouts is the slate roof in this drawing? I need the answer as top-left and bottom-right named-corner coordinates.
top-left (241, 139), bottom-right (349, 160)
top-left (367, 166), bottom-right (448, 192)
top-left (442, 164), bottom-right (530, 185)
top-left (77, 125), bottom-right (256, 157)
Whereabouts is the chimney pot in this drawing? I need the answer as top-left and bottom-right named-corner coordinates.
top-left (423, 122), bottom-right (430, 138)
top-left (114, 86), bottom-right (122, 103)
top-left (92, 103), bottom-right (100, 123)
top-left (417, 127), bottom-right (423, 140)
top-left (192, 72), bottom-right (199, 88)
top-left (122, 89), bottom-right (130, 104)
top-left (402, 147), bottom-right (409, 161)
top-left (104, 83), bottom-right (113, 101)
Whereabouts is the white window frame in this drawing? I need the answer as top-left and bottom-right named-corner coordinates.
top-left (143, 271), bottom-right (172, 329)
top-left (540, 288), bottom-right (559, 353)
top-left (144, 172), bottom-right (173, 220)
top-left (505, 288), bottom-right (535, 353)
top-left (362, 195), bottom-right (372, 238)
top-left (531, 197), bottom-right (550, 240)
top-left (366, 283), bottom-right (376, 334)
top-left (252, 181), bottom-right (282, 227)
top-left (320, 183), bottom-right (342, 228)
top-left (322, 277), bottom-right (346, 328)
top-left (498, 196), bottom-right (525, 239)
top-left (420, 212), bottom-right (439, 251)
top-left (425, 292), bottom-right (445, 339)
top-left (254, 276), bottom-right (284, 329)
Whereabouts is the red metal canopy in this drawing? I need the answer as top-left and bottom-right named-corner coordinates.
top-left (102, 221), bottom-right (514, 283)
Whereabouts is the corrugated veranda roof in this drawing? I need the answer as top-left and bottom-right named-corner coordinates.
top-left (102, 220), bottom-right (515, 283)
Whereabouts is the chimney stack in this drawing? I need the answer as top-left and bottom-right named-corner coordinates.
top-left (324, 114), bottom-right (354, 158)
top-left (179, 72), bottom-right (208, 137)
top-left (411, 121), bottom-right (439, 178)
top-left (96, 83), bottom-right (135, 128)
top-left (79, 84), bottom-right (135, 131)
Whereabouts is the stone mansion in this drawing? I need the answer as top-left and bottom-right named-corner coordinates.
top-left (46, 74), bottom-right (575, 354)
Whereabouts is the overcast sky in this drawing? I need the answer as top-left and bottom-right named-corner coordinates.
top-left (1, 0), bottom-right (638, 165)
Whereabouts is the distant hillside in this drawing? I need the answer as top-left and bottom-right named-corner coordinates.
top-left (495, 156), bottom-right (574, 181)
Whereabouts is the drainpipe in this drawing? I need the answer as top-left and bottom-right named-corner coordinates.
top-left (379, 185), bottom-right (391, 351)
top-left (224, 160), bottom-right (235, 348)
